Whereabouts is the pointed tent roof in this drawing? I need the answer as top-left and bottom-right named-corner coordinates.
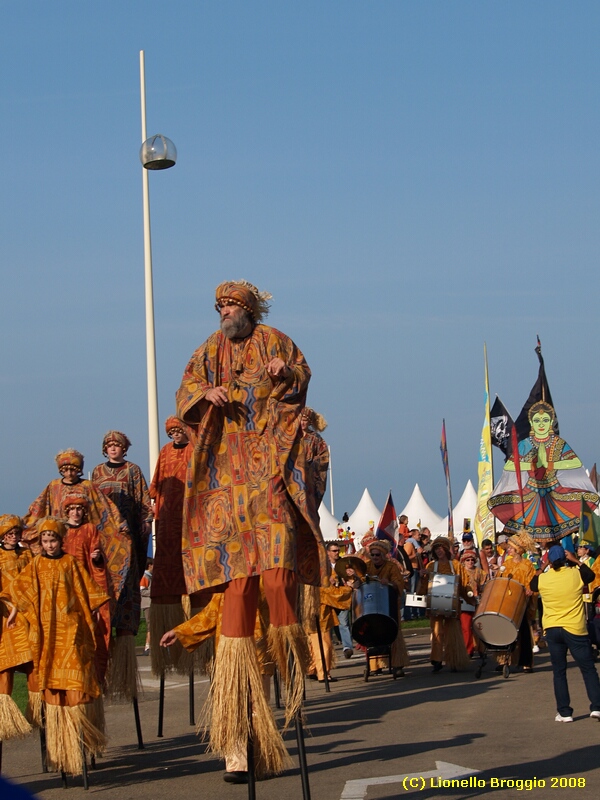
top-left (347, 488), bottom-right (382, 543)
top-left (318, 503), bottom-right (341, 541)
top-left (431, 480), bottom-right (479, 542)
top-left (400, 484), bottom-right (443, 531)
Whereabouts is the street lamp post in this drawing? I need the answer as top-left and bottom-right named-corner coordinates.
top-left (139, 49), bottom-right (177, 478)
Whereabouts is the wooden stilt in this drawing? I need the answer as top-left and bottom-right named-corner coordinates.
top-left (157, 673), bottom-right (165, 737)
top-left (246, 691), bottom-right (256, 800)
top-left (132, 697), bottom-right (144, 749)
top-left (188, 670), bottom-right (195, 726)
top-left (294, 710), bottom-right (311, 800)
top-left (273, 667), bottom-right (281, 709)
top-left (80, 736), bottom-right (89, 791)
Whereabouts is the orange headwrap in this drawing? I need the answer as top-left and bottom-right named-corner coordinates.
top-left (165, 416), bottom-right (185, 437)
top-left (215, 280), bottom-right (272, 322)
top-left (55, 449), bottom-right (84, 473)
top-left (37, 517), bottom-right (67, 540)
top-left (61, 491), bottom-right (89, 511)
top-left (0, 514), bottom-right (23, 539)
top-left (102, 431), bottom-right (131, 455)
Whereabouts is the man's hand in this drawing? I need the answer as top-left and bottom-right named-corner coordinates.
top-left (266, 358), bottom-right (290, 379)
top-left (205, 386), bottom-right (229, 407)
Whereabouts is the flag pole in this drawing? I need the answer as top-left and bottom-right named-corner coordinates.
top-left (511, 425), bottom-right (526, 524)
top-left (328, 445), bottom-right (334, 516)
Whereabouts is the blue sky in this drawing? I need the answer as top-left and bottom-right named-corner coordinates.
top-left (2, 1), bottom-right (600, 520)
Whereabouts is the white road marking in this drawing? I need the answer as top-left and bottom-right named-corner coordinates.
top-left (340, 761), bottom-right (479, 800)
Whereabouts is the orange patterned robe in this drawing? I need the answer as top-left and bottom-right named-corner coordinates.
top-left (176, 324), bottom-right (327, 592)
top-left (0, 546), bottom-right (33, 678)
top-left (24, 478), bottom-right (130, 605)
top-left (149, 440), bottom-right (190, 598)
top-left (13, 553), bottom-right (109, 701)
top-left (63, 523), bottom-right (112, 683)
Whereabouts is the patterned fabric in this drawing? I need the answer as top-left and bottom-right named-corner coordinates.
top-left (92, 461), bottom-right (152, 633)
top-left (102, 431), bottom-right (131, 453)
top-left (55, 449), bottom-right (84, 471)
top-left (302, 430), bottom-right (329, 508)
top-left (63, 523), bottom-right (112, 682)
top-left (13, 553), bottom-right (109, 697)
top-left (489, 436), bottom-right (599, 540)
top-left (149, 441), bottom-right (190, 597)
top-left (0, 546), bottom-right (33, 673)
top-left (176, 324), bottom-right (327, 592)
top-left (23, 478), bottom-right (130, 604)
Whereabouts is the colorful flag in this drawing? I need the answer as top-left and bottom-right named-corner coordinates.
top-left (490, 395), bottom-right (514, 458)
top-left (474, 345), bottom-right (495, 552)
top-left (440, 419), bottom-right (454, 539)
top-left (376, 491), bottom-right (398, 555)
top-left (579, 499), bottom-right (600, 547)
top-left (515, 336), bottom-right (558, 441)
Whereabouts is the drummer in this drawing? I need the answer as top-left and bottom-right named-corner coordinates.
top-left (460, 550), bottom-right (488, 656)
top-left (347, 540), bottom-right (410, 677)
top-left (424, 537), bottom-right (470, 673)
top-left (495, 530), bottom-right (537, 674)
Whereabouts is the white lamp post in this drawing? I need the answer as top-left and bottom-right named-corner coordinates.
top-left (139, 50), bottom-right (177, 477)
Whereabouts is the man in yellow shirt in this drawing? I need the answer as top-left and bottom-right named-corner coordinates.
top-left (532, 545), bottom-right (600, 723)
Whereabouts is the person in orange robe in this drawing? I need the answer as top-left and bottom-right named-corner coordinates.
top-left (148, 416), bottom-right (192, 675)
top-left (61, 492), bottom-right (112, 688)
top-left (9, 517), bottom-right (110, 775)
top-left (0, 515), bottom-right (34, 740)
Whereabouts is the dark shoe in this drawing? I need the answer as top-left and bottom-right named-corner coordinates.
top-left (223, 771), bottom-right (248, 784)
top-left (522, 666), bottom-right (533, 673)
top-left (432, 661), bottom-right (443, 673)
top-left (372, 668), bottom-right (382, 675)
top-left (343, 648), bottom-right (354, 659)
top-left (306, 673), bottom-right (318, 680)
top-left (495, 664), bottom-right (504, 672)
top-left (327, 675), bottom-right (338, 682)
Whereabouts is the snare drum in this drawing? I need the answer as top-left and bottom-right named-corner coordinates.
top-left (427, 573), bottom-right (460, 618)
top-left (351, 580), bottom-right (398, 647)
top-left (472, 577), bottom-right (526, 647)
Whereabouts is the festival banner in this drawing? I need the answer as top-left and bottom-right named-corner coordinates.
top-left (511, 424), bottom-right (526, 524)
top-left (376, 491), bottom-right (398, 556)
top-left (579, 499), bottom-right (600, 548)
top-left (490, 395), bottom-right (514, 458)
top-left (474, 344), bottom-right (494, 553)
top-left (440, 419), bottom-right (454, 539)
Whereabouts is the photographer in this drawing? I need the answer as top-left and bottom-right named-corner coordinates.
top-left (531, 545), bottom-right (600, 723)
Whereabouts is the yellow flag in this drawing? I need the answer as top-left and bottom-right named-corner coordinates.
top-left (474, 344), bottom-right (495, 545)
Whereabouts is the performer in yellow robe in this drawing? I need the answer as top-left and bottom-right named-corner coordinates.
top-left (425, 537), bottom-right (470, 673)
top-left (0, 515), bottom-right (34, 740)
top-left (10, 517), bottom-right (110, 776)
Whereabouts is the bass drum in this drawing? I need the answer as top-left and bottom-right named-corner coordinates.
top-left (472, 577), bottom-right (526, 647)
top-left (427, 572), bottom-right (460, 618)
top-left (351, 580), bottom-right (398, 648)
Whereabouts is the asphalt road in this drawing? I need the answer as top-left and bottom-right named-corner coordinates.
top-left (3, 630), bottom-right (600, 799)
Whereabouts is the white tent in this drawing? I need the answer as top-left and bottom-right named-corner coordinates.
top-left (347, 488), bottom-right (382, 543)
top-left (431, 480), bottom-right (478, 542)
top-left (400, 484), bottom-right (443, 531)
top-left (318, 503), bottom-right (341, 541)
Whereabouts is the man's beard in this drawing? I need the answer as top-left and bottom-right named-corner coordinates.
top-left (221, 312), bottom-right (251, 339)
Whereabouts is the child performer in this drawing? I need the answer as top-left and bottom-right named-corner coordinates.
top-left (0, 515), bottom-right (34, 740)
top-left (8, 517), bottom-right (110, 775)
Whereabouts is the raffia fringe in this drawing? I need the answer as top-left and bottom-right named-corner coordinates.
top-left (106, 635), bottom-right (141, 701)
top-left (0, 693), bottom-right (32, 740)
top-left (444, 618), bottom-right (470, 671)
top-left (193, 637), bottom-right (214, 675)
top-left (81, 696), bottom-right (106, 752)
top-left (44, 704), bottom-right (106, 775)
top-left (200, 636), bottom-right (290, 777)
top-left (26, 690), bottom-right (44, 728)
top-left (267, 624), bottom-right (309, 727)
top-left (298, 585), bottom-right (320, 633)
top-left (149, 603), bottom-right (194, 676)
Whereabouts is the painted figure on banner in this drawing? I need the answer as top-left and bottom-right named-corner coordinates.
top-left (488, 402), bottom-right (598, 543)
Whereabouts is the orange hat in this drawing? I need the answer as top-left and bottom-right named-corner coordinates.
top-left (368, 540), bottom-right (390, 556)
top-left (61, 491), bottom-right (89, 511)
top-left (55, 449), bottom-right (84, 473)
top-left (37, 517), bottom-right (66, 539)
top-left (215, 280), bottom-right (272, 322)
top-left (165, 416), bottom-right (185, 437)
top-left (102, 431), bottom-right (131, 455)
top-left (0, 514), bottom-right (23, 539)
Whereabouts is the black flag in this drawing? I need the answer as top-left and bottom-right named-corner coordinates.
top-left (490, 395), bottom-right (514, 459)
top-left (514, 336), bottom-right (558, 442)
